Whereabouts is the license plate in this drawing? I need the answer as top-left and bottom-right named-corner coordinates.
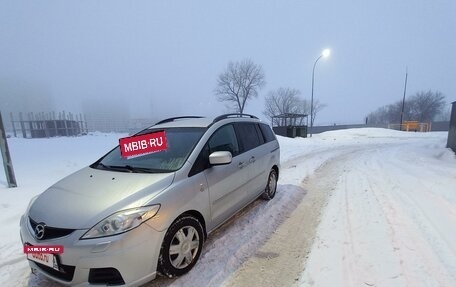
top-left (27, 252), bottom-right (59, 270)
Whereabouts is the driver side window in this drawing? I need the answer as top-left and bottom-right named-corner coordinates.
top-left (188, 124), bottom-right (239, 177)
top-left (208, 124), bottom-right (239, 156)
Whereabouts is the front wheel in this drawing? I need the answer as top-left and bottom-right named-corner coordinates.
top-left (261, 169), bottom-right (278, 200)
top-left (158, 216), bottom-right (204, 278)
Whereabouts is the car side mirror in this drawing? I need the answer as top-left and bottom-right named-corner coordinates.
top-left (209, 151), bottom-right (232, 165)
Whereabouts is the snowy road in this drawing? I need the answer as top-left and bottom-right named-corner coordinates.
top-left (1, 129), bottom-right (454, 287)
top-left (299, 142), bottom-right (456, 287)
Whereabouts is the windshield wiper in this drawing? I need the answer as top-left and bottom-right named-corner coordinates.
top-left (95, 162), bottom-right (169, 173)
top-left (103, 164), bottom-right (165, 173)
top-left (96, 162), bottom-right (110, 169)
top-left (95, 163), bottom-right (131, 172)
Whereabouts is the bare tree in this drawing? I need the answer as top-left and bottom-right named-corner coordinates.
top-left (367, 103), bottom-right (405, 125)
top-left (310, 100), bottom-right (327, 127)
top-left (263, 88), bottom-right (305, 126)
top-left (408, 90), bottom-right (445, 122)
top-left (215, 59), bottom-right (265, 113)
top-left (367, 90), bottom-right (445, 124)
top-left (263, 87), bottom-right (326, 127)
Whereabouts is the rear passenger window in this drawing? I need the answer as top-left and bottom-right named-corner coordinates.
top-left (259, 123), bottom-right (276, 143)
top-left (255, 124), bottom-right (265, 145)
top-left (235, 123), bottom-right (262, 152)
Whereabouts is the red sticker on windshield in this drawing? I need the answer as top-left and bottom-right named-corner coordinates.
top-left (119, 131), bottom-right (167, 158)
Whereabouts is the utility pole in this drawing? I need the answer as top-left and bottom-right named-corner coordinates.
top-left (400, 67), bottom-right (408, 130)
top-left (0, 111), bottom-right (17, 188)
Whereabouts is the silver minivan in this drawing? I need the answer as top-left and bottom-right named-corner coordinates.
top-left (20, 114), bottom-right (280, 286)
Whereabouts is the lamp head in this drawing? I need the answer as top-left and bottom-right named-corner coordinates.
top-left (322, 49), bottom-right (331, 58)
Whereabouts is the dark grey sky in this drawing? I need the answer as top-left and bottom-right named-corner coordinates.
top-left (1, 0), bottom-right (455, 124)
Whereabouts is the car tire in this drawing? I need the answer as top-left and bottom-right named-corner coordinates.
top-left (158, 216), bottom-right (204, 278)
top-left (261, 169), bottom-right (277, 200)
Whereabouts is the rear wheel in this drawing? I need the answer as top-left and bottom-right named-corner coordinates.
top-left (158, 216), bottom-right (204, 278)
top-left (261, 169), bottom-right (277, 200)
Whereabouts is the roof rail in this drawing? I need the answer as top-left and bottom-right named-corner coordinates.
top-left (155, 116), bottom-right (204, 125)
top-left (213, 113), bottom-right (258, 123)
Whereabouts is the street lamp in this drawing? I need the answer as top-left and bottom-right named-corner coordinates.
top-left (310, 48), bottom-right (330, 137)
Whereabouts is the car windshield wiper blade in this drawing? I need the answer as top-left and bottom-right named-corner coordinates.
top-left (96, 162), bottom-right (111, 169)
top-left (104, 164), bottom-right (165, 173)
top-left (96, 163), bottom-right (132, 172)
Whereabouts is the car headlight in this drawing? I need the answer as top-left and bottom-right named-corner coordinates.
top-left (81, 205), bottom-right (160, 239)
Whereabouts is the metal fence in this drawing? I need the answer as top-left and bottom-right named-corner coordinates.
top-left (10, 111), bottom-right (87, 138)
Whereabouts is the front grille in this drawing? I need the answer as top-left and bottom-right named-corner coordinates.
top-left (35, 261), bottom-right (75, 282)
top-left (89, 268), bottom-right (125, 285)
top-left (29, 217), bottom-right (76, 240)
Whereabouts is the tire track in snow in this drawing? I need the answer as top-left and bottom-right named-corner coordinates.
top-left (377, 147), bottom-right (456, 285)
top-left (352, 146), bottom-right (455, 286)
top-left (363, 159), bottom-right (415, 286)
top-left (341, 171), bottom-right (358, 287)
top-left (223, 148), bottom-right (372, 287)
top-left (300, 142), bottom-right (456, 287)
top-left (146, 184), bottom-right (306, 287)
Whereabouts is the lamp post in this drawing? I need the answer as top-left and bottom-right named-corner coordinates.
top-left (310, 48), bottom-right (330, 137)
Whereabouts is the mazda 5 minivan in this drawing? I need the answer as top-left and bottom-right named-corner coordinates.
top-left (20, 113), bottom-right (280, 286)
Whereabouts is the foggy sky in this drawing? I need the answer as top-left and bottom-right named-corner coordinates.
top-left (1, 0), bottom-right (455, 125)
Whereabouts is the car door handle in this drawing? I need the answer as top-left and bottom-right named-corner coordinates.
top-left (238, 161), bottom-right (246, 169)
top-left (249, 156), bottom-right (256, 163)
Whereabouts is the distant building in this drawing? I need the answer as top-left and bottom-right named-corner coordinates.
top-left (9, 111), bottom-right (86, 138)
top-left (447, 102), bottom-right (456, 153)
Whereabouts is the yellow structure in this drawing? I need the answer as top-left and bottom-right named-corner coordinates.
top-left (388, 121), bottom-right (431, 132)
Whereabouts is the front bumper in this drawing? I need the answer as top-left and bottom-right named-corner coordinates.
top-left (20, 214), bottom-right (166, 286)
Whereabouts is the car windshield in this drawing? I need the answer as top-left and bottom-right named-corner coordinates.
top-left (92, 127), bottom-right (206, 173)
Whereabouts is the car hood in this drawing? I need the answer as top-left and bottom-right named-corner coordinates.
top-left (28, 166), bottom-right (174, 229)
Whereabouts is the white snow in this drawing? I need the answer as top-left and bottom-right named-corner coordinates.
top-left (0, 128), bottom-right (454, 286)
top-left (299, 131), bottom-right (456, 287)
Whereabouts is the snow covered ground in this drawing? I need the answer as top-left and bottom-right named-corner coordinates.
top-left (0, 128), bottom-right (454, 286)
top-left (298, 136), bottom-right (456, 287)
